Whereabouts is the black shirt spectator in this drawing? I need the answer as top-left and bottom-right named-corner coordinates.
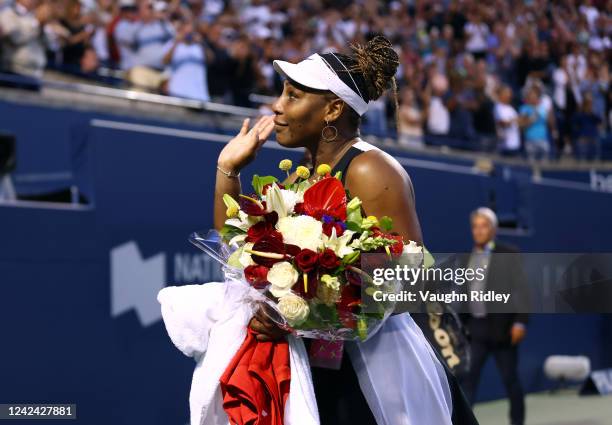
top-left (473, 90), bottom-right (497, 136)
top-left (60, 18), bottom-right (87, 67)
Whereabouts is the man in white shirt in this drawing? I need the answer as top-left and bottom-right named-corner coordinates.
top-left (494, 85), bottom-right (521, 156)
top-left (113, 0), bottom-right (139, 71)
top-left (132, 0), bottom-right (174, 70)
top-left (0, 0), bottom-right (51, 77)
top-left (162, 21), bottom-right (209, 102)
top-left (464, 12), bottom-right (489, 60)
top-left (427, 73), bottom-right (450, 135)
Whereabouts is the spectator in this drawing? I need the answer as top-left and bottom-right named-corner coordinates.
top-left (519, 85), bottom-right (551, 162)
top-left (398, 87), bottom-right (424, 148)
top-left (426, 73), bottom-right (450, 136)
top-left (113, 0), bottom-right (139, 71)
top-left (203, 22), bottom-right (235, 104)
top-left (241, 0), bottom-right (272, 38)
top-left (464, 10), bottom-right (489, 60)
top-left (0, 0), bottom-right (609, 159)
top-left (57, 0), bottom-right (97, 73)
top-left (472, 83), bottom-right (497, 152)
top-left (552, 55), bottom-right (575, 156)
top-left (132, 0), bottom-right (174, 71)
top-left (494, 85), bottom-right (521, 157)
top-left (162, 20), bottom-right (209, 102)
top-left (89, 0), bottom-right (116, 66)
top-left (0, 0), bottom-right (52, 78)
top-left (228, 35), bottom-right (258, 107)
top-left (447, 73), bottom-right (477, 145)
top-left (573, 93), bottom-right (602, 160)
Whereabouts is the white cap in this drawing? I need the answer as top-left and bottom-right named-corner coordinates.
top-left (273, 53), bottom-right (370, 116)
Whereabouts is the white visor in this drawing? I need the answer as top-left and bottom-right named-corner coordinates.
top-left (273, 53), bottom-right (370, 116)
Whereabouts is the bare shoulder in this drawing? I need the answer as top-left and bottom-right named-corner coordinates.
top-left (345, 148), bottom-right (414, 199)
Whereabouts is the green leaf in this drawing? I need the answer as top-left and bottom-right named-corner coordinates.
top-left (251, 175), bottom-right (278, 196)
top-left (219, 224), bottom-right (245, 242)
top-left (296, 179), bottom-right (312, 193)
top-left (346, 221), bottom-right (362, 232)
top-left (379, 216), bottom-right (393, 232)
top-left (423, 246), bottom-right (436, 269)
top-left (313, 303), bottom-right (340, 325)
top-left (227, 247), bottom-right (244, 269)
top-left (346, 206), bottom-right (363, 231)
top-left (334, 171), bottom-right (343, 180)
top-left (342, 251), bottom-right (361, 265)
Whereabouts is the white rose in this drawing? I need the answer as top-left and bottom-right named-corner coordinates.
top-left (238, 242), bottom-right (255, 268)
top-left (277, 293), bottom-right (310, 326)
top-left (277, 215), bottom-right (323, 251)
top-left (267, 261), bottom-right (299, 298)
top-left (403, 240), bottom-right (423, 254)
top-left (402, 240), bottom-right (424, 267)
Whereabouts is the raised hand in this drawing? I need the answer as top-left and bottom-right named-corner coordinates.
top-left (217, 116), bottom-right (275, 174)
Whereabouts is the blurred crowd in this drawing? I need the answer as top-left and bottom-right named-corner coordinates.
top-left (0, 0), bottom-right (611, 159)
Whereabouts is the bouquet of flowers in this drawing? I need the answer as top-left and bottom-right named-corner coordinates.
top-left (191, 160), bottom-right (423, 341)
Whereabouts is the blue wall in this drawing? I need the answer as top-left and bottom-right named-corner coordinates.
top-left (1, 99), bottom-right (612, 424)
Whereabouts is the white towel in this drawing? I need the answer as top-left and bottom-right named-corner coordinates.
top-left (157, 282), bottom-right (319, 425)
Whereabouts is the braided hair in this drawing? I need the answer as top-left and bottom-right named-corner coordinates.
top-left (320, 36), bottom-right (400, 128)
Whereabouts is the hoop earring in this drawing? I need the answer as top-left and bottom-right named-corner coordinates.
top-left (321, 120), bottom-right (338, 143)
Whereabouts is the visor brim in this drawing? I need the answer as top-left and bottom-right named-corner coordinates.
top-left (272, 59), bottom-right (329, 91)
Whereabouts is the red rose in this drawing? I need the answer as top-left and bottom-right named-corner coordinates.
top-left (322, 221), bottom-right (344, 237)
top-left (295, 249), bottom-right (319, 272)
top-left (245, 221), bottom-right (275, 243)
top-left (319, 248), bottom-right (340, 270)
top-left (294, 202), bottom-right (305, 215)
top-left (285, 244), bottom-right (301, 257)
top-left (244, 265), bottom-right (269, 289)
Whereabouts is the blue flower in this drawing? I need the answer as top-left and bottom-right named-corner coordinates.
top-left (322, 214), bottom-right (335, 224)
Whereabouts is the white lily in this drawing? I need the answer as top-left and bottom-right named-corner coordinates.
top-left (225, 210), bottom-right (262, 231)
top-left (322, 227), bottom-right (355, 257)
top-left (264, 183), bottom-right (302, 218)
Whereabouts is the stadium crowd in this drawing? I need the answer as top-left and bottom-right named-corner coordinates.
top-left (0, 0), bottom-right (611, 159)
